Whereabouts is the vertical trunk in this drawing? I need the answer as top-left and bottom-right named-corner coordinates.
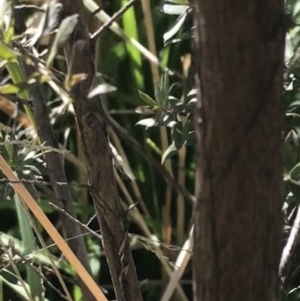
top-left (193, 1), bottom-right (285, 301)
top-left (58, 1), bottom-right (143, 300)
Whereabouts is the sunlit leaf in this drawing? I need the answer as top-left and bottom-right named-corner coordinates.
top-left (26, 0), bottom-right (62, 47)
top-left (284, 130), bottom-right (299, 171)
top-left (159, 2), bottom-right (190, 15)
top-left (0, 0), bottom-right (9, 23)
top-left (0, 84), bottom-right (20, 94)
top-left (167, 96), bottom-right (181, 108)
top-left (136, 118), bottom-right (157, 128)
top-left (289, 162), bottom-right (300, 185)
top-left (161, 141), bottom-right (177, 164)
top-left (0, 0), bottom-right (11, 38)
top-left (26, 13), bottom-right (47, 46)
top-left (286, 286), bottom-right (300, 301)
top-left (135, 106), bottom-right (156, 115)
top-left (0, 42), bottom-right (20, 60)
top-left (69, 73), bottom-right (88, 87)
top-left (187, 88), bottom-right (197, 97)
top-left (157, 112), bottom-right (176, 127)
top-left (47, 14), bottom-right (79, 65)
top-left (163, 11), bottom-right (188, 44)
top-left (44, 0), bottom-right (63, 36)
top-left (88, 83), bottom-right (117, 98)
top-left (3, 21), bottom-right (14, 44)
top-left (0, 276), bottom-right (30, 300)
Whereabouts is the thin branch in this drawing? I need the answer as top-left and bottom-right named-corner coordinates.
top-left (91, 0), bottom-right (137, 40)
top-left (0, 178), bottom-right (90, 188)
top-left (0, 155), bottom-right (107, 301)
top-left (84, 0), bottom-right (183, 79)
top-left (49, 202), bottom-right (103, 241)
top-left (98, 105), bottom-right (195, 204)
top-left (18, 256), bottom-right (69, 301)
top-left (12, 3), bottom-right (99, 301)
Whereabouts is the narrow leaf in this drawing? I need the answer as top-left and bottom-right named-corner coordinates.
top-left (88, 83), bottom-right (117, 98)
top-left (43, 1), bottom-right (63, 36)
top-left (161, 141), bottom-right (177, 164)
top-left (26, 0), bottom-right (62, 46)
top-left (159, 3), bottom-right (189, 15)
top-left (0, 0), bottom-right (9, 26)
top-left (0, 42), bottom-right (20, 60)
top-left (46, 14), bottom-right (79, 65)
top-left (138, 90), bottom-right (157, 106)
top-left (0, 84), bottom-right (20, 94)
top-left (160, 72), bottom-right (169, 107)
top-left (26, 11), bottom-right (47, 46)
top-left (136, 118), bottom-right (157, 128)
top-left (163, 12), bottom-right (188, 44)
top-left (135, 106), bottom-right (156, 115)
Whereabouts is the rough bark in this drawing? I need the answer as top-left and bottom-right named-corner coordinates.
top-left (193, 1), bottom-right (285, 301)
top-left (59, 1), bottom-right (143, 301)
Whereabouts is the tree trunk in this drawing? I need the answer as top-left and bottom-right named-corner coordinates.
top-left (193, 1), bottom-right (285, 301)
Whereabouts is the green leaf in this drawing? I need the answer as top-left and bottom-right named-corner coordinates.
top-left (167, 96), bottom-right (180, 108)
top-left (284, 130), bottom-right (299, 171)
top-left (171, 123), bottom-right (185, 149)
top-left (138, 90), bottom-right (157, 106)
top-left (289, 162), bottom-right (300, 185)
top-left (0, 42), bottom-right (20, 60)
top-left (0, 275), bottom-right (31, 301)
top-left (154, 73), bottom-right (170, 107)
top-left (88, 83), bottom-right (117, 98)
top-left (185, 131), bottom-right (195, 146)
top-left (163, 11), bottom-right (188, 44)
top-left (121, 0), bottom-right (144, 90)
top-left (136, 118), bottom-right (157, 128)
top-left (286, 286), bottom-right (300, 301)
top-left (14, 194), bottom-right (43, 300)
top-left (161, 141), bottom-right (177, 164)
top-left (156, 112), bottom-right (176, 127)
top-left (0, 0), bottom-right (13, 44)
top-left (47, 14), bottom-right (79, 65)
top-left (160, 72), bottom-right (170, 107)
top-left (164, 30), bottom-right (193, 45)
top-left (155, 84), bottom-right (162, 107)
top-left (135, 106), bottom-right (156, 115)
top-left (0, 84), bottom-right (20, 94)
top-left (159, 2), bottom-right (190, 15)
top-left (0, 276), bottom-right (2, 301)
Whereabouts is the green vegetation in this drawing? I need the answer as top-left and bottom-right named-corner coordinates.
top-left (0, 0), bottom-right (298, 300)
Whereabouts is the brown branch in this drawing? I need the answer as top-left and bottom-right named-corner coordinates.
top-left (12, 4), bottom-right (99, 301)
top-left (0, 96), bottom-right (33, 130)
top-left (58, 0), bottom-right (143, 300)
top-left (69, 39), bottom-right (143, 301)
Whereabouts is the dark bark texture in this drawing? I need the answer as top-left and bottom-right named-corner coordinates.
top-left (193, 1), bottom-right (285, 301)
top-left (59, 1), bottom-right (143, 301)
